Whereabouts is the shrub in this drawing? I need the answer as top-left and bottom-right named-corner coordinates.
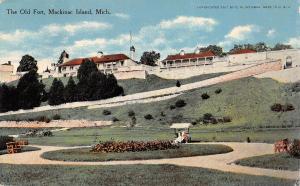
top-left (203, 113), bottom-right (213, 120)
top-left (128, 110), bottom-right (135, 117)
top-left (112, 117), bottom-right (119, 122)
top-left (52, 114), bottom-right (61, 120)
top-left (103, 110), bottom-right (111, 115)
top-left (176, 80), bottom-right (181, 87)
top-left (215, 88), bottom-right (222, 94)
top-left (169, 105), bottom-right (176, 110)
top-left (223, 116), bottom-right (232, 123)
top-left (271, 103), bottom-right (283, 112)
top-left (291, 82), bottom-right (300, 92)
top-left (144, 114), bottom-right (153, 120)
top-left (36, 116), bottom-right (51, 123)
top-left (201, 93), bottom-right (210, 100)
top-left (271, 103), bottom-right (295, 112)
top-left (283, 103), bottom-right (295, 112)
top-left (160, 111), bottom-right (166, 117)
top-left (288, 139), bottom-right (300, 157)
top-left (0, 136), bottom-right (14, 150)
top-left (175, 99), bottom-right (186, 108)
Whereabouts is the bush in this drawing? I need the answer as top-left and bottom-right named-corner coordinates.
top-left (36, 116), bottom-right (51, 123)
top-left (215, 88), bottom-right (222, 94)
top-left (112, 117), bottom-right (119, 122)
top-left (288, 139), bottom-right (300, 157)
top-left (176, 80), bottom-right (181, 87)
top-left (271, 103), bottom-right (283, 112)
top-left (128, 110), bottom-right (135, 117)
top-left (103, 110), bottom-right (111, 115)
top-left (169, 105), bottom-right (176, 110)
top-left (144, 114), bottom-right (153, 120)
top-left (0, 136), bottom-right (14, 150)
top-left (283, 103), bottom-right (295, 112)
top-left (271, 103), bottom-right (295, 112)
top-left (203, 113), bottom-right (213, 121)
top-left (52, 114), bottom-right (61, 120)
top-left (175, 99), bottom-right (186, 108)
top-left (201, 93), bottom-right (210, 100)
top-left (223, 116), bottom-right (232, 123)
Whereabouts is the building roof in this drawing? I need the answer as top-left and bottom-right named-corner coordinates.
top-left (164, 51), bottom-right (215, 61)
top-left (170, 123), bottom-right (193, 129)
top-left (230, 49), bottom-right (256, 55)
top-left (59, 54), bottom-right (130, 67)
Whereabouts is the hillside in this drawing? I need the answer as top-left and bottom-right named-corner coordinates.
top-left (8, 73), bottom-right (226, 94)
top-left (1, 77), bottom-right (299, 131)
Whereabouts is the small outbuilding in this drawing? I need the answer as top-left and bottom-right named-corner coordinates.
top-left (170, 123), bottom-right (192, 143)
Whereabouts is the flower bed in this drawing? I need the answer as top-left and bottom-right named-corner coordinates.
top-left (91, 140), bottom-right (178, 153)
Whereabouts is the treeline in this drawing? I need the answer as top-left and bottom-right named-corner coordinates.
top-left (0, 58), bottom-right (124, 112)
top-left (229, 42), bottom-right (292, 54)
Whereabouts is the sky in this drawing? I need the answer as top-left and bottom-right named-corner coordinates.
top-left (0, 0), bottom-right (299, 72)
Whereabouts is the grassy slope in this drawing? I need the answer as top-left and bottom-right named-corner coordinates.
top-left (2, 77), bottom-right (299, 129)
top-left (2, 77), bottom-right (300, 145)
top-left (0, 164), bottom-right (294, 186)
top-left (41, 144), bottom-right (233, 162)
top-left (8, 72), bottom-right (226, 93)
top-left (235, 153), bottom-right (300, 171)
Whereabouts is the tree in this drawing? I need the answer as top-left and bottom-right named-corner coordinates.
top-left (77, 58), bottom-right (98, 83)
top-left (17, 55), bottom-right (38, 72)
top-left (57, 50), bottom-right (69, 65)
top-left (0, 84), bottom-right (19, 112)
top-left (200, 45), bottom-right (223, 56)
top-left (64, 76), bottom-right (77, 102)
top-left (140, 51), bottom-right (160, 66)
top-left (17, 70), bottom-right (44, 109)
top-left (48, 78), bottom-right (65, 105)
top-left (272, 43), bottom-right (292, 51)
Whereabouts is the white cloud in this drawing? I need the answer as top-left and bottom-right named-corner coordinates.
top-left (114, 13), bottom-right (130, 20)
top-left (0, 0), bottom-right (5, 4)
top-left (225, 24), bottom-right (259, 40)
top-left (286, 36), bottom-right (300, 48)
top-left (42, 21), bottom-right (112, 35)
top-left (0, 21), bottom-right (112, 42)
top-left (0, 30), bottom-right (33, 41)
top-left (159, 16), bottom-right (217, 31)
top-left (267, 29), bottom-right (276, 38)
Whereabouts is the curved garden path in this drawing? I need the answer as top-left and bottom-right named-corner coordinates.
top-left (0, 142), bottom-right (298, 180)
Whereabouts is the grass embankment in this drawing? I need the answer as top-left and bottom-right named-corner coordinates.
top-left (8, 73), bottom-right (226, 93)
top-left (235, 153), bottom-right (300, 171)
top-left (0, 164), bottom-right (294, 186)
top-left (2, 77), bottom-right (299, 146)
top-left (41, 144), bottom-right (232, 162)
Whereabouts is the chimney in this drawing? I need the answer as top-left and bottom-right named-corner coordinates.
top-left (97, 51), bottom-right (104, 58)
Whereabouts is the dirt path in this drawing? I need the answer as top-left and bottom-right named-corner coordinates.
top-left (0, 142), bottom-right (298, 180)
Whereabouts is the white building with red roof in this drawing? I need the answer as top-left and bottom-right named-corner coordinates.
top-left (160, 49), bottom-right (216, 69)
top-left (57, 51), bottom-right (139, 78)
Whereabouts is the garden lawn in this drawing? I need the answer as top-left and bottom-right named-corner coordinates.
top-left (41, 144), bottom-right (233, 162)
top-left (0, 164), bottom-right (294, 186)
top-left (235, 153), bottom-right (300, 171)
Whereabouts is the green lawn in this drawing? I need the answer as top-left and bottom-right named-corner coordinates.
top-left (235, 153), bottom-right (300, 171)
top-left (41, 144), bottom-right (233, 162)
top-left (2, 127), bottom-right (297, 146)
top-left (0, 164), bottom-right (294, 186)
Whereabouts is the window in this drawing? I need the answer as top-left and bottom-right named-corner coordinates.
top-left (120, 61), bottom-right (124, 66)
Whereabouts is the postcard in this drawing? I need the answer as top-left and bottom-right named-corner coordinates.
top-left (0, 0), bottom-right (299, 185)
